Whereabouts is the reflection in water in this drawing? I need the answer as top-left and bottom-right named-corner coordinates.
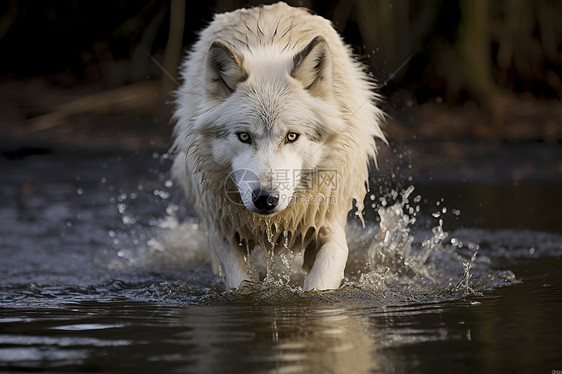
top-left (175, 306), bottom-right (381, 373)
top-left (0, 299), bottom-right (487, 373)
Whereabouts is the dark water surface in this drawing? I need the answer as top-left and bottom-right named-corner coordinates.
top-left (1, 150), bottom-right (561, 373)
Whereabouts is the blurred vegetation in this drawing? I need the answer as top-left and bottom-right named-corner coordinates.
top-left (0, 0), bottom-right (560, 147)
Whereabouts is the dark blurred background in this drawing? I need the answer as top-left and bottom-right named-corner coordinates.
top-left (0, 0), bottom-right (560, 179)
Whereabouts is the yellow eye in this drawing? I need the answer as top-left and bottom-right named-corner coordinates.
top-left (237, 132), bottom-right (251, 144)
top-left (286, 132), bottom-right (299, 143)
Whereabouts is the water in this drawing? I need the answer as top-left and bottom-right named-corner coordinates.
top-left (1, 149), bottom-right (561, 373)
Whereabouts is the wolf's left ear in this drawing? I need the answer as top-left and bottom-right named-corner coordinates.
top-left (291, 36), bottom-right (333, 100)
top-left (206, 41), bottom-right (248, 101)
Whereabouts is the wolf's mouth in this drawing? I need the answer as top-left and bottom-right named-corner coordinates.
top-left (252, 209), bottom-right (278, 216)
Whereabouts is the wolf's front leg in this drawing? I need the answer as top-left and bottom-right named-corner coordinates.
top-left (209, 231), bottom-right (249, 289)
top-left (303, 225), bottom-right (348, 291)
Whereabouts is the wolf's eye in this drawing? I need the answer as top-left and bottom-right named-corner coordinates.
top-left (286, 132), bottom-right (299, 143)
top-left (237, 132), bottom-right (251, 144)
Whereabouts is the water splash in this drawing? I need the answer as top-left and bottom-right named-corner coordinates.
top-left (349, 185), bottom-right (517, 301)
top-left (108, 155), bottom-right (517, 303)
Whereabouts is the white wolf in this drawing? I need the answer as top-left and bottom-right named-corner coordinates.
top-left (171, 2), bottom-right (385, 290)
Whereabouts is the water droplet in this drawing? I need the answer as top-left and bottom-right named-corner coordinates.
top-left (166, 204), bottom-right (179, 215)
top-left (122, 215), bottom-right (136, 225)
top-left (153, 190), bottom-right (170, 199)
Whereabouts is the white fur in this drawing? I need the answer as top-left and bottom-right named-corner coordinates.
top-left (171, 2), bottom-right (386, 290)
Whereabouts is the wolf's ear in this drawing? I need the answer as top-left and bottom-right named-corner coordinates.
top-left (206, 41), bottom-right (248, 100)
top-left (291, 36), bottom-right (333, 100)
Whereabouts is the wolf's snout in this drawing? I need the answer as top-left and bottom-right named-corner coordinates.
top-left (251, 189), bottom-right (279, 213)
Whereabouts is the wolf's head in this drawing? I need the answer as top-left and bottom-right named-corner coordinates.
top-left (196, 36), bottom-right (341, 215)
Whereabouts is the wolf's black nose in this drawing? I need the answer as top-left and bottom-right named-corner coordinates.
top-left (252, 189), bottom-right (279, 212)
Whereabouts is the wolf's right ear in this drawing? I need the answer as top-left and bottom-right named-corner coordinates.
top-left (291, 36), bottom-right (333, 101)
top-left (205, 41), bottom-right (248, 101)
